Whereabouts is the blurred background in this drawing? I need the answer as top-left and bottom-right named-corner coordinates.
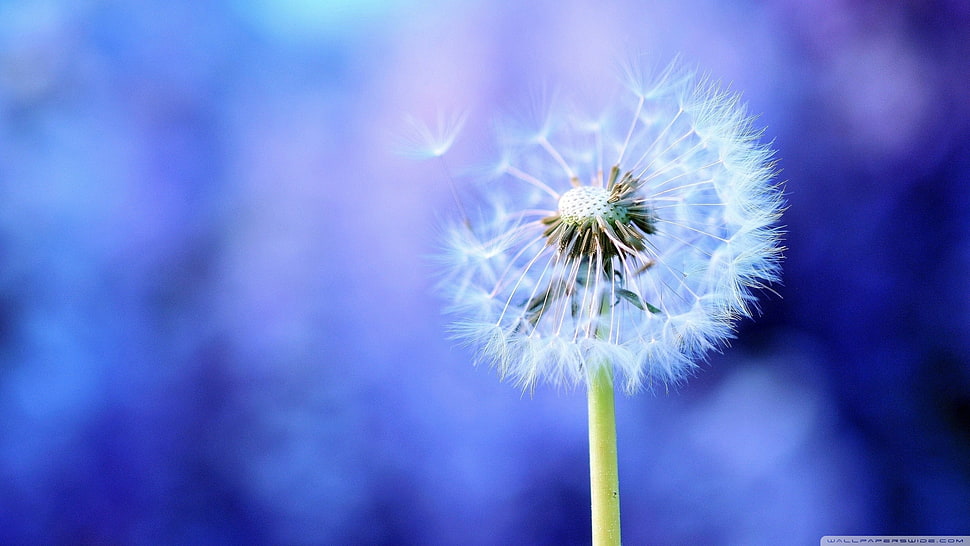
top-left (1, 0), bottom-right (968, 544)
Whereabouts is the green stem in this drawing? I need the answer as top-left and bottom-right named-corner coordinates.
top-left (588, 365), bottom-right (621, 545)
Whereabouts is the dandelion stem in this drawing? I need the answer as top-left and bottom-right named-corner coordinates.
top-left (587, 365), bottom-right (621, 546)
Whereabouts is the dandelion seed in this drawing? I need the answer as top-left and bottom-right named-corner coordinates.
top-left (396, 110), bottom-right (468, 159)
top-left (436, 61), bottom-right (785, 393)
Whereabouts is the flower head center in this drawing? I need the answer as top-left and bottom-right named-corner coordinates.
top-left (541, 173), bottom-right (657, 265)
top-left (558, 186), bottom-right (629, 225)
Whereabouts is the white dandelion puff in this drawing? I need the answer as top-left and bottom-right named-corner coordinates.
top-left (436, 61), bottom-right (785, 393)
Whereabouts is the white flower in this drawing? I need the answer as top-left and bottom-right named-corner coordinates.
top-left (437, 62), bottom-right (785, 392)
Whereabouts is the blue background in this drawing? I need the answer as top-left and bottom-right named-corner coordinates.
top-left (1, 1), bottom-right (968, 544)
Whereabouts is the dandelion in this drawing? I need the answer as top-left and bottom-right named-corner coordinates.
top-left (422, 59), bottom-right (784, 545)
top-left (439, 62), bottom-right (783, 391)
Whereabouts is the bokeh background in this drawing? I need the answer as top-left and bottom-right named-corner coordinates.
top-left (1, 0), bottom-right (968, 544)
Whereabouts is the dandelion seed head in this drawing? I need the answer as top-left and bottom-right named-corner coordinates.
top-left (558, 187), bottom-right (619, 224)
top-left (432, 59), bottom-right (785, 393)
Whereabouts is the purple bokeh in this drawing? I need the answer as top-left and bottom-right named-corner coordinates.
top-left (1, 1), bottom-right (968, 543)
